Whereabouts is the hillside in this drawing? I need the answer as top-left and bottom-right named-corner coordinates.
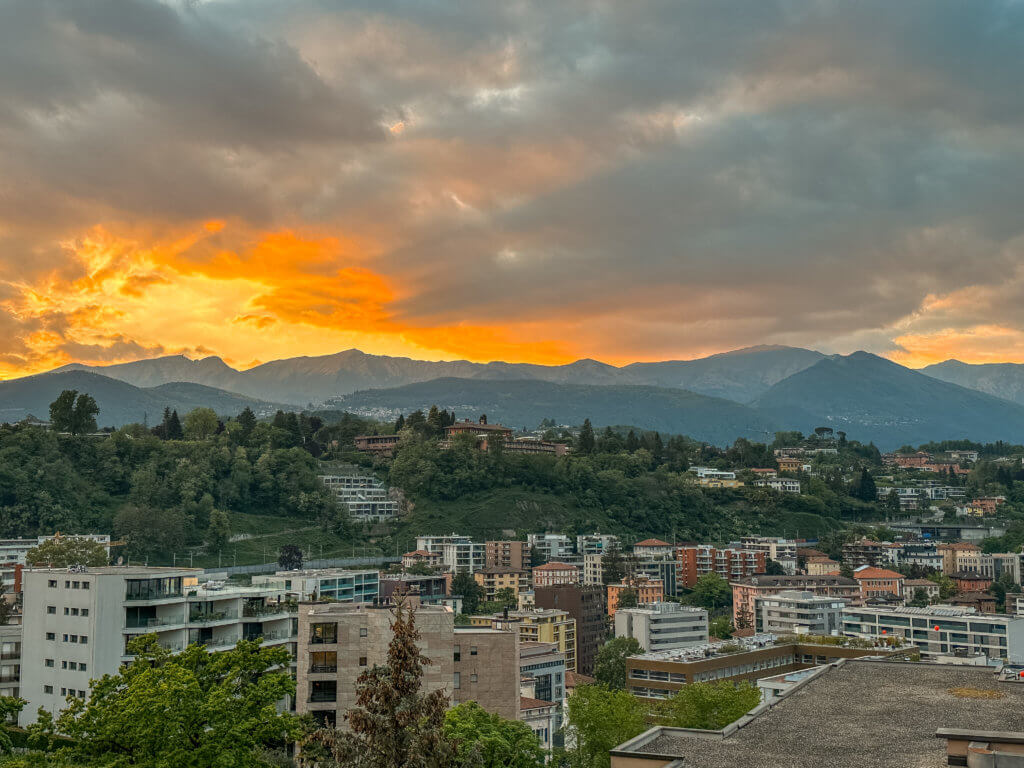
top-left (921, 359), bottom-right (1024, 406)
top-left (330, 377), bottom-right (778, 445)
top-left (0, 371), bottom-right (279, 427)
top-left (753, 352), bottom-right (1024, 449)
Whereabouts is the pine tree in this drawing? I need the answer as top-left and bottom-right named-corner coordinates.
top-left (167, 410), bottom-right (184, 440)
top-left (577, 419), bottom-right (595, 455)
top-left (625, 430), bottom-right (640, 452)
top-left (237, 407), bottom-right (257, 441)
top-left (394, 414), bottom-right (406, 431)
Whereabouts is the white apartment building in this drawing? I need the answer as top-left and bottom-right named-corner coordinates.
top-left (0, 624), bottom-right (21, 715)
top-left (755, 590), bottom-right (844, 635)
top-left (252, 569), bottom-right (380, 602)
top-left (414, 535), bottom-right (485, 574)
top-left (1, 535), bottom-right (111, 591)
top-left (318, 469), bottom-right (399, 522)
top-left (21, 567), bottom-right (296, 723)
top-left (842, 605), bottom-right (1024, 662)
top-left (583, 553), bottom-right (604, 586)
top-left (740, 537), bottom-right (798, 574)
top-left (955, 552), bottom-right (996, 579)
top-left (614, 602), bottom-right (709, 653)
top-left (576, 534), bottom-right (619, 556)
top-left (1009, 593), bottom-right (1024, 617)
top-left (527, 534), bottom-right (574, 564)
top-left (690, 467), bottom-right (736, 480)
top-left (753, 478), bottom-right (802, 494)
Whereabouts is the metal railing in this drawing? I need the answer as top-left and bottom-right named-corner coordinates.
top-left (188, 611), bottom-right (238, 624)
top-left (242, 605), bottom-right (290, 618)
top-left (125, 616), bottom-right (185, 629)
top-left (309, 664), bottom-right (337, 673)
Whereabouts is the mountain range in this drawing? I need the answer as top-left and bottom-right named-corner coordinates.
top-left (6, 346), bottom-right (1024, 449)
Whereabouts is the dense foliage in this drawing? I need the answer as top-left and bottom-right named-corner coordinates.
top-left (444, 702), bottom-right (544, 768)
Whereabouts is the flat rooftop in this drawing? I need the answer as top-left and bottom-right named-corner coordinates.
top-left (23, 566), bottom-right (201, 576)
top-left (614, 660), bottom-right (1024, 768)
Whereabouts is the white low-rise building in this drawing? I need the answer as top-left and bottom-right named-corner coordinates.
top-left (755, 590), bottom-right (844, 635)
top-left (614, 602), bottom-right (708, 652)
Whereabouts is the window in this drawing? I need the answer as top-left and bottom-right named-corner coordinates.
top-left (62, 661), bottom-right (68, 669)
top-left (68, 635), bottom-right (77, 643)
top-left (359, 628), bottom-right (368, 637)
top-left (470, 646), bottom-right (478, 656)
top-left (43, 685), bottom-right (53, 694)
top-left (309, 680), bottom-right (337, 703)
top-left (310, 623), bottom-right (337, 644)
top-left (71, 608), bottom-right (79, 616)
top-left (48, 580), bottom-right (57, 588)
top-left (60, 688), bottom-right (66, 696)
top-left (309, 652), bottom-right (337, 673)
top-left (359, 657), bottom-right (367, 667)
top-left (453, 646), bottom-right (461, 662)
top-left (80, 663), bottom-right (86, 672)
top-left (45, 659), bottom-right (54, 668)
top-left (62, 635), bottom-right (68, 643)
top-left (82, 582), bottom-right (89, 590)
top-left (81, 609), bottom-right (89, 617)
top-left (80, 636), bottom-right (88, 644)
top-left (64, 607), bottom-right (70, 615)
top-left (65, 581), bottom-right (70, 589)
top-left (47, 606), bottom-right (56, 615)
top-left (78, 690), bottom-right (86, 698)
top-left (45, 633), bottom-right (55, 641)
top-left (453, 672), bottom-right (460, 689)
top-left (470, 674), bottom-right (478, 683)
top-left (72, 581), bottom-right (79, 589)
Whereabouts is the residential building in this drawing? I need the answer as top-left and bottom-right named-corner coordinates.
top-left (534, 584), bottom-right (606, 675)
top-left (754, 590), bottom-right (844, 635)
top-left (690, 467), bottom-right (736, 480)
top-left (318, 466), bottom-right (399, 522)
top-left (503, 438), bottom-right (570, 456)
top-left (532, 562), bottom-right (579, 588)
top-left (624, 635), bottom-right (912, 699)
top-left (401, 549), bottom-right (442, 569)
top-left (950, 592), bottom-right (998, 613)
top-left (804, 556), bottom-right (840, 576)
top-left (776, 457), bottom-right (804, 473)
top-left (739, 537), bottom-right (798, 574)
top-left (607, 578), bottom-right (664, 616)
top-left (938, 542), bottom-right (982, 574)
top-left (841, 539), bottom-right (889, 569)
top-left (903, 578), bottom-right (940, 602)
top-left (954, 551), bottom-right (995, 579)
top-left (474, 567), bottom-right (530, 601)
top-left (749, 468), bottom-right (778, 478)
top-left (699, 477), bottom-right (744, 489)
top-left (519, 697), bottom-right (559, 754)
top-left (379, 573), bottom-right (448, 604)
top-left (485, 540), bottom-right (529, 570)
top-left (352, 434), bottom-right (401, 457)
top-left (0, 624), bottom-right (20, 718)
top-left (730, 575), bottom-right (860, 627)
top-left (445, 418), bottom-right (513, 440)
top-left (993, 552), bottom-right (1023, 585)
top-left (677, 545), bottom-right (766, 588)
top-left (252, 569), bottom-right (379, 602)
top-left (1008, 592), bottom-right (1024, 616)
top-left (842, 605), bottom-right (1024, 661)
top-left (519, 641), bottom-right (567, 705)
top-left (753, 478), bottom-right (801, 494)
top-left (852, 566), bottom-right (905, 601)
top-left (892, 541), bottom-right (943, 572)
top-left (21, 567), bottom-right (295, 723)
top-left (576, 534), bottom-right (619, 556)
top-left (951, 571), bottom-right (993, 593)
top-left (615, 603), bottom-right (708, 652)
top-left (296, 600), bottom-right (520, 728)
top-left (441, 540), bottom-right (486, 574)
top-left (610, 661), bottom-right (1024, 768)
top-left (416, 534), bottom-right (470, 554)
top-left (634, 559), bottom-right (679, 597)
top-left (582, 553), bottom-right (604, 586)
top-left (527, 534), bottom-right (574, 564)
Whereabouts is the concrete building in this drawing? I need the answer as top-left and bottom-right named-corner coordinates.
top-left (677, 545), bottom-right (766, 588)
top-left (633, 539), bottom-right (676, 559)
top-left (401, 550), bottom-right (442, 569)
top-left (473, 609), bottom-right (578, 673)
top-left (903, 578), bottom-right (940, 602)
top-left (954, 551), bottom-right (996, 579)
top-left (615, 603), bottom-right (708, 652)
top-left (527, 534), bottom-right (574, 564)
top-left (938, 542), bottom-right (982, 574)
top-left (252, 568), bottom-right (380, 602)
top-left (842, 605), bottom-right (1024, 661)
top-left (607, 578), bottom-right (664, 617)
top-left (582, 553), bottom-right (604, 586)
top-left (296, 600), bottom-right (520, 728)
top-left (731, 574), bottom-right (860, 627)
top-left (634, 559), bottom-right (679, 597)
top-left (534, 584), bottom-right (605, 675)
top-left (891, 541), bottom-right (943, 572)
top-left (379, 573), bottom-right (448, 604)
top-left (21, 567), bottom-right (295, 723)
top-left (474, 567), bottom-right (530, 601)
top-left (0, 624), bottom-right (21, 718)
top-left (519, 697), bottom-right (559, 754)
top-left (841, 539), bottom-right (889, 569)
top-left (576, 534), bottom-right (619, 556)
top-left (1008, 592), bottom-right (1024, 616)
top-left (532, 562), bottom-right (579, 588)
top-left (993, 552), bottom-right (1022, 585)
top-left (804, 557), bottom-right (840, 576)
top-left (852, 566), bottom-right (905, 601)
top-left (485, 541), bottom-right (529, 570)
top-left (739, 537), bottom-right (798, 574)
top-left (753, 478), bottom-right (801, 494)
top-left (754, 590), bottom-right (844, 635)
top-left (519, 640), bottom-right (567, 705)
top-left (414, 535), bottom-right (485, 573)
top-left (318, 467), bottom-right (399, 522)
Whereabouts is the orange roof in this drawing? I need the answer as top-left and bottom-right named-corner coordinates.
top-left (403, 550), bottom-right (435, 557)
top-left (853, 567), bottom-right (904, 580)
top-left (520, 696), bottom-right (557, 710)
top-left (566, 671), bottom-right (595, 688)
top-left (634, 538), bottom-right (673, 547)
top-left (533, 561), bottom-right (579, 571)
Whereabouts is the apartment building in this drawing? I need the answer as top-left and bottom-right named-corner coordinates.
top-left (993, 553), bottom-right (1023, 585)
top-left (583, 553), bottom-right (604, 586)
top-left (938, 543), bottom-right (981, 574)
top-left (474, 567), bottom-right (530, 601)
top-left (753, 478), bottom-right (801, 494)
top-left (904, 579), bottom-right (941, 602)
top-left (731, 574), bottom-right (860, 627)
top-left (614, 603), bottom-right (708, 652)
top-left (534, 584), bottom-right (605, 675)
top-left (532, 562), bottom-right (579, 588)
top-left (0, 624), bottom-right (20, 717)
top-left (352, 434), bottom-right (401, 457)
top-left (318, 470), bottom-right (399, 522)
top-left (401, 550), bottom-right (442, 569)
top-left (842, 605), bottom-right (1024, 661)
top-left (955, 551), bottom-right (995, 579)
top-left (677, 545), bottom-right (766, 588)
top-left (21, 567), bottom-right (296, 723)
top-left (853, 566), bottom-right (905, 601)
top-left (842, 540), bottom-right (889, 569)
top-left (379, 573), bottom-right (448, 604)
top-left (519, 641), bottom-right (567, 705)
top-left (296, 601), bottom-right (520, 728)
top-left (1008, 592), bottom-right (1024, 616)
top-left (252, 569), bottom-right (380, 602)
top-left (634, 559), bottom-right (678, 597)
top-left (739, 537), bottom-right (798, 574)
top-left (519, 697), bottom-right (560, 754)
top-left (892, 542), bottom-right (943, 572)
top-left (414, 535), bottom-right (486, 572)
top-left (633, 539), bottom-right (675, 559)
top-left (576, 534), bottom-right (619, 556)
top-left (474, 609), bottom-right (578, 673)
top-left (754, 590), bottom-right (844, 635)
top-left (485, 541), bottom-right (529, 570)
top-left (607, 578), bottom-right (664, 617)
top-left (527, 534), bottom-right (574, 564)
top-left (805, 557), bottom-right (840, 575)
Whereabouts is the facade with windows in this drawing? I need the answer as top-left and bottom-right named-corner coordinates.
top-left (0, 624), bottom-right (21, 720)
top-left (754, 590), bottom-right (844, 635)
top-left (615, 603), bottom-right (709, 652)
top-left (318, 468), bottom-right (399, 522)
top-left (252, 568), bottom-right (380, 603)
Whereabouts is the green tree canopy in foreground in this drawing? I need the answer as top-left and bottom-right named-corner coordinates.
top-left (444, 702), bottom-right (544, 768)
top-left (25, 537), bottom-right (108, 568)
top-left (48, 391), bottom-right (99, 435)
top-left (654, 680), bottom-right (761, 730)
top-left (593, 636), bottom-right (642, 690)
top-left (33, 635), bottom-right (305, 768)
top-left (564, 685), bottom-right (647, 768)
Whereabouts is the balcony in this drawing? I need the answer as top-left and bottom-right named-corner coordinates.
top-left (309, 664), bottom-right (338, 674)
top-left (188, 610), bottom-right (238, 625)
top-left (243, 604), bottom-right (290, 619)
top-left (309, 692), bottom-right (337, 703)
top-left (125, 616), bottom-right (186, 630)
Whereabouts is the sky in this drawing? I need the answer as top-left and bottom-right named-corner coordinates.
top-left (3, 0), bottom-right (1024, 378)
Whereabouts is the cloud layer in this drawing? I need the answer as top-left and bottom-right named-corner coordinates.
top-left (2, 0), bottom-right (1024, 376)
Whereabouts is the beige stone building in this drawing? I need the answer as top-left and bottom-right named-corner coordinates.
top-left (474, 567), bottom-right (530, 601)
top-left (296, 600), bottom-right (519, 728)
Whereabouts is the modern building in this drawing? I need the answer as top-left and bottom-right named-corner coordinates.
top-left (754, 590), bottom-right (844, 635)
top-left (634, 559), bottom-right (678, 597)
top-left (753, 478), bottom-right (801, 494)
top-left (21, 567), bottom-right (295, 723)
top-left (891, 541), bottom-right (943, 572)
top-left (318, 466), bottom-right (399, 522)
top-left (607, 578), bottom-right (664, 617)
top-left (534, 584), bottom-right (606, 675)
top-left (842, 605), bottom-right (1024, 661)
top-left (527, 534), bottom-right (574, 564)
top-left (610, 661), bottom-right (1024, 768)
top-left (473, 609), bottom-right (578, 673)
top-left (677, 545), bottom-right (766, 589)
top-left (296, 600), bottom-right (520, 728)
top-left (445, 418), bottom-right (514, 440)
top-left (379, 573), bottom-right (448, 604)
top-left (582, 553), bottom-right (604, 586)
top-left (519, 641), bottom-right (567, 705)
top-left (852, 566), bottom-right (904, 601)
top-left (252, 569), bottom-right (380, 602)
top-left (485, 541), bottom-right (529, 570)
top-left (730, 574), bottom-right (860, 627)
top-left (738, 537), bottom-right (797, 574)
top-left (576, 534), bottom-right (619, 556)
top-left (993, 552), bottom-right (1023, 585)
top-left (615, 603), bottom-right (708, 652)
top-left (633, 539), bottom-right (676, 560)
top-left (841, 539), bottom-right (889, 569)
top-left (532, 562), bottom-right (579, 588)
top-left (442, 540), bottom-right (486, 574)
top-left (474, 567), bottom-right (530, 601)
top-left (624, 635), bottom-right (912, 699)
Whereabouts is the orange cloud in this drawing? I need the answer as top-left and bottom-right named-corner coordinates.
top-left (889, 325), bottom-right (1024, 368)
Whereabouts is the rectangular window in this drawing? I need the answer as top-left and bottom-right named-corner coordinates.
top-left (470, 646), bottom-right (478, 656)
top-left (309, 680), bottom-right (337, 703)
top-left (453, 672), bottom-right (460, 689)
top-left (65, 581), bottom-right (70, 589)
top-left (60, 688), bottom-right (66, 696)
top-left (47, 606), bottom-right (56, 614)
top-left (61, 661), bottom-right (67, 669)
top-left (45, 659), bottom-right (54, 667)
top-left (470, 674), bottom-right (478, 683)
top-left (359, 628), bottom-right (368, 637)
top-left (62, 635), bottom-right (68, 643)
top-left (81, 609), bottom-right (89, 617)
top-left (46, 633), bottom-right (55, 641)
top-left (359, 657), bottom-right (367, 667)
top-left (63, 607), bottom-right (69, 615)
top-left (310, 623), bottom-right (337, 644)
top-left (48, 580), bottom-right (57, 588)
top-left (80, 636), bottom-right (87, 644)
top-left (72, 581), bottom-right (79, 589)
top-left (80, 663), bottom-right (86, 672)
top-left (78, 690), bottom-right (86, 698)
top-left (71, 608), bottom-right (79, 616)
top-left (44, 685), bottom-right (53, 694)
top-left (82, 582), bottom-right (89, 590)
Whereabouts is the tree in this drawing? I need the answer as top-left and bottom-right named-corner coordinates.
top-left (0, 696), bottom-right (25, 755)
top-left (493, 587), bottom-right (516, 607)
top-left (600, 541), bottom-right (625, 586)
top-left (656, 681), bottom-right (761, 730)
top-left (237, 407), bottom-right (257, 441)
top-left (564, 684), bottom-right (647, 768)
top-left (278, 544), bottom-right (303, 570)
top-left (593, 637), bottom-right (642, 690)
top-left (42, 635), bottom-right (304, 767)
top-left (48, 390), bottom-right (100, 435)
top-left (615, 588), bottom-right (638, 610)
top-left (183, 408), bottom-right (219, 440)
top-left (708, 616), bottom-right (733, 640)
top-left (763, 559), bottom-right (786, 576)
top-left (907, 587), bottom-right (930, 608)
top-left (207, 508), bottom-right (231, 553)
top-left (161, 409), bottom-right (184, 440)
top-left (691, 573), bottom-right (731, 611)
top-left (25, 536), bottom-right (108, 567)
top-left (300, 604), bottom-right (471, 768)
top-left (927, 571), bottom-right (957, 599)
top-left (444, 702), bottom-right (544, 768)
top-left (577, 419), bottom-right (596, 455)
top-left (853, 468), bottom-right (877, 502)
top-left (452, 573), bottom-right (483, 615)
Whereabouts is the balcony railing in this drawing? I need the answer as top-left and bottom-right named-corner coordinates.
top-left (0, 653), bottom-right (19, 661)
top-left (243, 630), bottom-right (293, 642)
top-left (309, 692), bottom-right (337, 703)
top-left (125, 590), bottom-right (183, 601)
top-left (188, 611), bottom-right (238, 624)
top-left (243, 604), bottom-right (290, 618)
top-left (125, 616), bottom-right (185, 629)
top-left (309, 664), bottom-right (337, 673)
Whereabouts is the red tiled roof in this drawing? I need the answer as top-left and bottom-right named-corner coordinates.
top-left (634, 538), bottom-right (672, 547)
top-left (403, 550), bottom-right (435, 557)
top-left (533, 562), bottom-right (578, 571)
top-left (520, 696), bottom-right (557, 710)
top-left (566, 671), bottom-right (595, 688)
top-left (853, 567), bottom-right (904, 580)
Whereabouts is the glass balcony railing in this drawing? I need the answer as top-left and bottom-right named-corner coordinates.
top-left (243, 604), bottom-right (290, 618)
top-left (125, 616), bottom-right (185, 629)
top-left (188, 611), bottom-right (238, 624)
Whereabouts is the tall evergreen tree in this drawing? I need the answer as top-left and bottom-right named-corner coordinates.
top-left (625, 430), bottom-right (640, 452)
top-left (237, 407), bottom-right (257, 441)
top-left (167, 409), bottom-right (184, 440)
top-left (577, 419), bottom-right (595, 455)
top-left (394, 413), bottom-right (406, 431)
